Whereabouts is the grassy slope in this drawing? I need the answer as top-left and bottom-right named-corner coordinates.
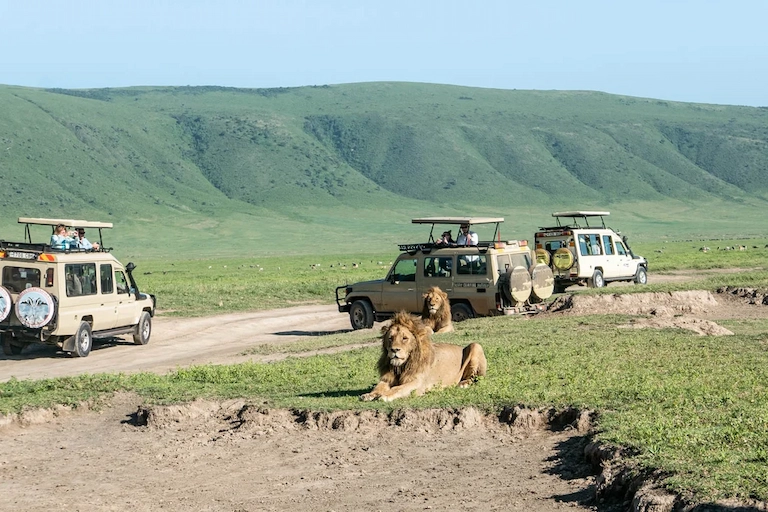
top-left (1, 83), bottom-right (767, 258)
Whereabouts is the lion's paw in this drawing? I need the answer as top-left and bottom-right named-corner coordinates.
top-left (359, 393), bottom-right (378, 402)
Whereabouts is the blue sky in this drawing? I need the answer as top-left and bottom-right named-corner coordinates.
top-left (1, 0), bottom-right (766, 106)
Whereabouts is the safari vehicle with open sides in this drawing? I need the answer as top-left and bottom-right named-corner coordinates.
top-left (336, 217), bottom-right (555, 330)
top-left (0, 217), bottom-right (156, 357)
top-left (533, 211), bottom-right (648, 293)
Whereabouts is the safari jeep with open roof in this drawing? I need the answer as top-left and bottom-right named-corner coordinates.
top-left (534, 211), bottom-right (648, 293)
top-left (336, 217), bottom-right (555, 330)
top-left (0, 218), bottom-right (156, 357)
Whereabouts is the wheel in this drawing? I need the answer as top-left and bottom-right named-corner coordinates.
top-left (634, 267), bottom-right (648, 285)
top-left (553, 283), bottom-right (568, 294)
top-left (349, 300), bottom-right (374, 330)
top-left (15, 287), bottom-right (55, 328)
top-left (552, 248), bottom-right (574, 271)
top-left (133, 311), bottom-right (152, 345)
top-left (588, 269), bottom-right (605, 289)
top-left (450, 303), bottom-right (474, 323)
top-left (507, 266), bottom-right (532, 304)
top-left (2, 333), bottom-right (22, 356)
top-left (72, 322), bottom-right (92, 357)
top-left (530, 263), bottom-right (555, 301)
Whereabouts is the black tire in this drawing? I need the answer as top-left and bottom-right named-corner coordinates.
top-left (588, 269), bottom-right (605, 289)
top-left (2, 333), bottom-right (22, 356)
top-left (72, 322), bottom-right (92, 358)
top-left (634, 267), bottom-right (648, 285)
top-left (349, 300), bottom-right (374, 330)
top-left (450, 303), bottom-right (474, 323)
top-left (553, 283), bottom-right (568, 294)
top-left (133, 311), bottom-right (152, 345)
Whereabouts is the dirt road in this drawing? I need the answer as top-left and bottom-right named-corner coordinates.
top-left (0, 305), bottom-right (355, 382)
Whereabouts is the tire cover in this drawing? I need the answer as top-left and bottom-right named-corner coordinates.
top-left (552, 247), bottom-right (575, 270)
top-left (530, 264), bottom-right (555, 300)
top-left (534, 248), bottom-right (550, 266)
top-left (15, 287), bottom-right (55, 328)
top-left (508, 266), bottom-right (532, 304)
top-left (0, 286), bottom-right (11, 322)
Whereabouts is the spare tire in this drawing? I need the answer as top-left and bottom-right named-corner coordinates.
top-left (508, 266), bottom-right (532, 304)
top-left (552, 247), bottom-right (575, 271)
top-left (0, 286), bottom-right (11, 322)
top-left (530, 264), bottom-right (555, 301)
top-left (15, 287), bottom-right (55, 328)
top-left (534, 248), bottom-right (550, 266)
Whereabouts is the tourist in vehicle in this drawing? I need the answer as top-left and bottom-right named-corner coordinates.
top-left (456, 224), bottom-right (478, 246)
top-left (74, 228), bottom-right (100, 251)
top-left (435, 230), bottom-right (455, 245)
top-left (50, 224), bottom-right (76, 250)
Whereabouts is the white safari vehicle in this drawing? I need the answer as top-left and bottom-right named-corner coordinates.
top-left (533, 211), bottom-right (648, 293)
top-left (336, 217), bottom-right (555, 329)
top-left (0, 218), bottom-right (156, 357)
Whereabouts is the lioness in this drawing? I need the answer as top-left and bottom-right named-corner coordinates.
top-left (360, 311), bottom-right (487, 402)
top-left (421, 286), bottom-right (454, 333)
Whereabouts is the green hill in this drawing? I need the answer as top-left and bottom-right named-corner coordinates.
top-left (1, 82), bottom-right (766, 258)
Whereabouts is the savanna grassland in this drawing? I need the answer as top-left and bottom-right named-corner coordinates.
top-left (1, 82), bottom-right (768, 259)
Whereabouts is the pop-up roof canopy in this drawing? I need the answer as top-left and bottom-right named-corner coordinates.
top-left (412, 217), bottom-right (505, 225)
top-left (551, 211), bottom-right (609, 218)
top-left (18, 217), bottom-right (113, 229)
top-left (549, 211), bottom-right (610, 229)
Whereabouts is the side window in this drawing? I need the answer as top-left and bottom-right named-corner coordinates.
top-left (582, 234), bottom-right (602, 255)
top-left (602, 235), bottom-right (614, 255)
top-left (115, 270), bottom-right (129, 294)
top-left (424, 257), bottom-right (452, 278)
top-left (2, 267), bottom-right (41, 293)
top-left (101, 264), bottom-right (114, 294)
top-left (391, 258), bottom-right (417, 282)
top-left (578, 235), bottom-right (588, 256)
top-left (65, 263), bottom-right (96, 297)
top-left (457, 255), bottom-right (487, 275)
top-left (615, 241), bottom-right (628, 256)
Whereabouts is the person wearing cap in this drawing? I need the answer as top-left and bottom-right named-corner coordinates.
top-left (456, 224), bottom-right (478, 246)
top-left (74, 228), bottom-right (100, 251)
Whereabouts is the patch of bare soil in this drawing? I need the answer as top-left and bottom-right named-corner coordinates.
top-left (0, 394), bottom-right (620, 512)
top-left (549, 289), bottom-right (768, 336)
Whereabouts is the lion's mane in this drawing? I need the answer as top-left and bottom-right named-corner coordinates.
top-left (376, 311), bottom-right (435, 381)
top-left (360, 310), bottom-right (486, 402)
top-left (421, 286), bottom-right (454, 333)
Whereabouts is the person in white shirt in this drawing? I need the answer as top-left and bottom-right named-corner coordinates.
top-left (456, 224), bottom-right (478, 246)
top-left (74, 228), bottom-right (100, 251)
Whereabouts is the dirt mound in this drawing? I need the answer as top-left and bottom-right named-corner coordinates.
top-left (717, 285), bottom-right (768, 305)
top-left (547, 290), bottom-right (737, 336)
top-left (135, 400), bottom-right (592, 434)
top-left (549, 290), bottom-right (719, 316)
top-left (620, 316), bottom-right (734, 336)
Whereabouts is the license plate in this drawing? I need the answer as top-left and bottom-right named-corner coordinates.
top-left (7, 251), bottom-right (36, 260)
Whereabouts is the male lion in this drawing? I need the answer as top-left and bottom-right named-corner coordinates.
top-left (360, 311), bottom-right (487, 402)
top-left (421, 286), bottom-right (454, 333)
